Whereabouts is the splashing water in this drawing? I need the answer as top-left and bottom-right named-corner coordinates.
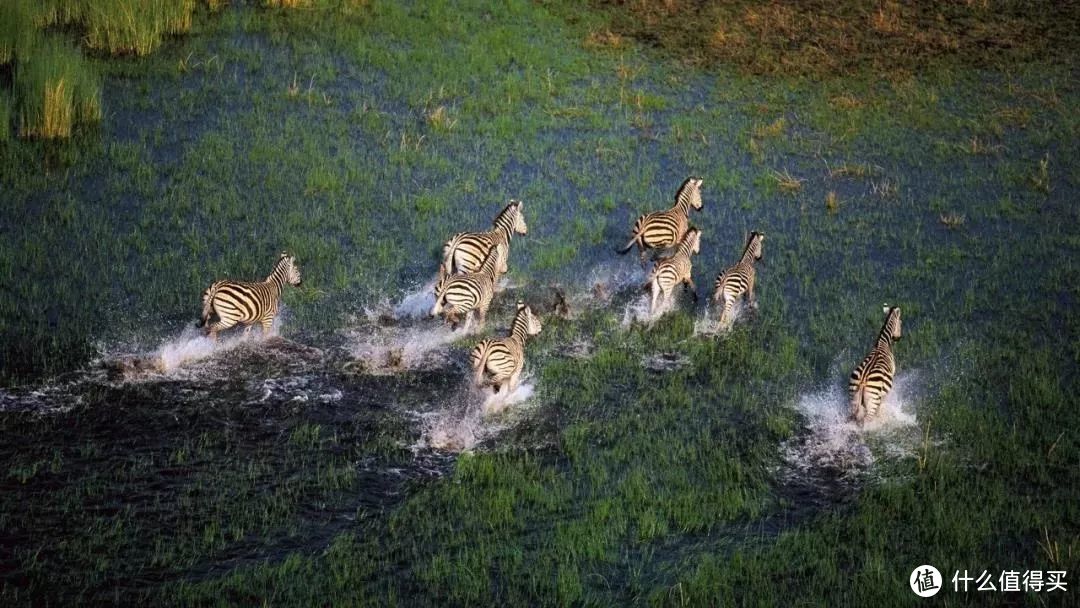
top-left (693, 299), bottom-right (752, 336)
top-left (620, 291), bottom-right (679, 328)
top-left (155, 324), bottom-right (272, 374)
top-left (480, 380), bottom-right (535, 416)
top-left (348, 324), bottom-right (468, 375)
top-left (781, 370), bottom-right (923, 484)
top-left (413, 376), bottom-right (536, 452)
top-left (393, 279), bottom-right (438, 320)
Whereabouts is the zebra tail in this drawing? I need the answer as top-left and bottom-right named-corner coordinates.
top-left (197, 286), bottom-right (216, 327)
top-left (616, 237), bottom-right (637, 255)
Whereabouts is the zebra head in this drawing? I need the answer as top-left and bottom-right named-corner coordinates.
top-left (274, 252), bottom-right (303, 287)
top-left (746, 231), bottom-right (765, 261)
top-left (676, 177), bottom-right (704, 211)
top-left (882, 305), bottom-right (902, 341)
top-left (510, 200), bottom-right (528, 235)
top-left (516, 301), bottom-right (543, 336)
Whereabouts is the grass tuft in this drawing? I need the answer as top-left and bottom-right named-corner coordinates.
top-left (14, 39), bottom-right (101, 139)
top-left (770, 168), bottom-right (804, 193)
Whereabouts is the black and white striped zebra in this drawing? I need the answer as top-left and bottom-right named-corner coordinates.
top-left (644, 227), bottom-right (701, 315)
top-left (431, 243), bottom-right (506, 331)
top-left (198, 252), bottom-right (302, 340)
top-left (440, 200), bottom-right (526, 280)
top-left (712, 231), bottom-right (765, 328)
top-left (470, 301), bottom-right (543, 394)
top-left (849, 305), bottom-right (903, 425)
top-left (617, 177), bottom-right (703, 265)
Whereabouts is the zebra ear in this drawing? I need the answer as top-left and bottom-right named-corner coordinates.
top-left (883, 304), bottom-right (890, 314)
top-left (517, 301), bottom-right (525, 311)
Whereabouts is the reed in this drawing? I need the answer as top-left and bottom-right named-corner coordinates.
top-left (14, 39), bottom-right (101, 139)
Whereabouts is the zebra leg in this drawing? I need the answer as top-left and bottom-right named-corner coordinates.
top-left (748, 275), bottom-right (758, 309)
top-left (850, 387), bottom-right (867, 425)
top-left (207, 318), bottom-right (237, 341)
top-left (719, 296), bottom-right (734, 328)
top-left (683, 278), bottom-right (698, 302)
top-left (261, 318), bottom-right (274, 337)
top-left (508, 368), bottom-right (522, 395)
top-left (649, 280), bottom-right (660, 314)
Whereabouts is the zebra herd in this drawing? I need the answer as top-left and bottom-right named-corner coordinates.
top-left (198, 178), bottom-right (902, 425)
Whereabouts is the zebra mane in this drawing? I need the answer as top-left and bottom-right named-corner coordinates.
top-left (491, 200), bottom-right (520, 229)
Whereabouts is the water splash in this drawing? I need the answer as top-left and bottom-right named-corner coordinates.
top-left (620, 291), bottom-right (679, 327)
top-left (392, 279), bottom-right (438, 320)
top-left (480, 380), bottom-right (535, 416)
top-left (781, 370), bottom-right (923, 485)
top-left (693, 299), bottom-right (752, 336)
top-left (412, 376), bottom-right (536, 452)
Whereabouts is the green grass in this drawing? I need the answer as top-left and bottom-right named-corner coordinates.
top-left (0, 0), bottom-right (1078, 605)
top-left (13, 38), bottom-right (101, 139)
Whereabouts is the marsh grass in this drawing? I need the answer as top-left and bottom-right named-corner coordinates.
top-left (592, 0), bottom-right (1080, 76)
top-left (0, 0), bottom-right (1078, 605)
top-left (14, 39), bottom-right (101, 139)
top-left (770, 168), bottom-right (804, 193)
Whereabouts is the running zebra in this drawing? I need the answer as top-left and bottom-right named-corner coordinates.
top-left (849, 305), bottom-right (903, 426)
top-left (617, 177), bottom-right (703, 265)
top-left (470, 301), bottom-right (543, 394)
top-left (644, 228), bottom-right (701, 315)
top-left (198, 252), bottom-right (303, 340)
top-left (440, 200), bottom-right (526, 280)
top-left (431, 243), bottom-right (506, 331)
top-left (712, 231), bottom-right (765, 328)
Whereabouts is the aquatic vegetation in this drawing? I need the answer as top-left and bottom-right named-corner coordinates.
top-left (0, 1), bottom-right (1077, 605)
top-left (12, 38), bottom-right (101, 139)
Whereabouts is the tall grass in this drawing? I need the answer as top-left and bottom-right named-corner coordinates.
top-left (0, 94), bottom-right (10, 142)
top-left (14, 39), bottom-right (102, 139)
top-left (0, 2), bottom-right (36, 65)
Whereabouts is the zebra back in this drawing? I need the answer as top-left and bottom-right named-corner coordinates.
top-left (849, 305), bottom-right (903, 424)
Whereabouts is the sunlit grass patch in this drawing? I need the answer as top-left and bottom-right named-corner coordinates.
top-left (769, 168), bottom-right (804, 193)
top-left (14, 39), bottom-right (101, 139)
top-left (938, 212), bottom-right (965, 229)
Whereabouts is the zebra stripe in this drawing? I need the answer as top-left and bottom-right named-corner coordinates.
top-left (712, 231), bottom-right (765, 328)
top-left (617, 177), bottom-right (703, 265)
top-left (645, 228), bottom-right (701, 315)
top-left (470, 301), bottom-right (543, 394)
top-left (849, 305), bottom-right (903, 425)
top-left (199, 253), bottom-right (302, 340)
top-left (431, 242), bottom-right (506, 330)
top-left (440, 200), bottom-right (526, 279)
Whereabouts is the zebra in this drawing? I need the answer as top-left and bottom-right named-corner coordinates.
top-left (431, 242), bottom-right (506, 331)
top-left (712, 231), bottom-right (765, 329)
top-left (198, 252), bottom-right (302, 340)
top-left (440, 200), bottom-right (526, 280)
top-left (849, 305), bottom-right (903, 426)
top-left (644, 227), bottom-right (701, 315)
top-left (470, 301), bottom-right (543, 394)
top-left (617, 177), bottom-right (703, 266)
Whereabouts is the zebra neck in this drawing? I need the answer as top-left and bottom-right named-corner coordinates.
top-left (671, 195), bottom-right (690, 216)
top-left (510, 324), bottom-right (529, 344)
top-left (739, 249), bottom-right (756, 265)
top-left (875, 330), bottom-right (894, 349)
top-left (264, 274), bottom-right (285, 292)
top-left (492, 214), bottom-right (515, 243)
